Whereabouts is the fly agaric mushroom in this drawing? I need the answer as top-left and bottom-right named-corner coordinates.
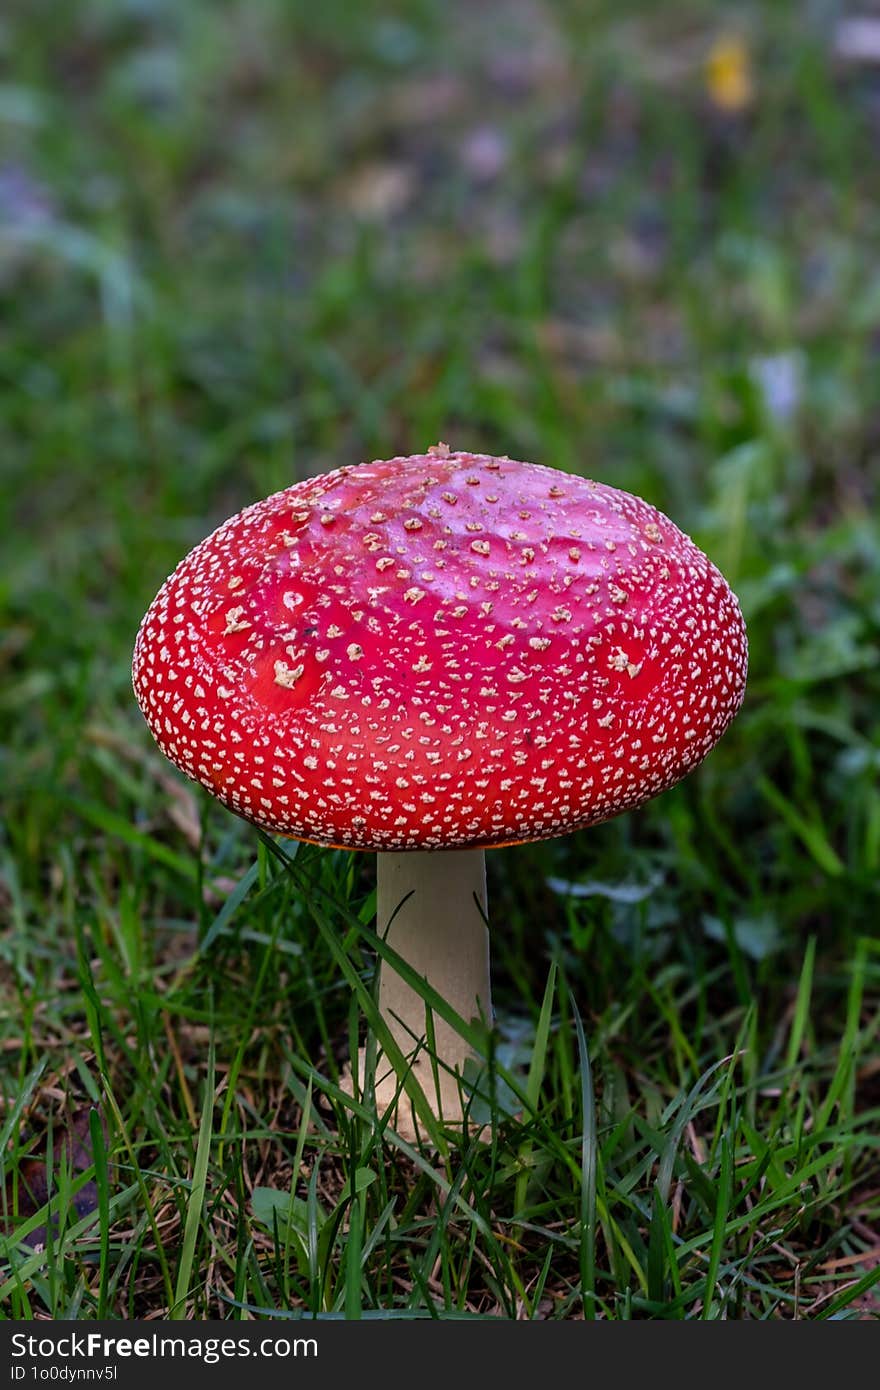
top-left (133, 446), bottom-right (747, 1135)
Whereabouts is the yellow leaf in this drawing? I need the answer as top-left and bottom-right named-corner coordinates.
top-left (705, 36), bottom-right (753, 113)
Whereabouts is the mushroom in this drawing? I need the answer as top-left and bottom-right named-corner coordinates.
top-left (132, 446), bottom-right (747, 1135)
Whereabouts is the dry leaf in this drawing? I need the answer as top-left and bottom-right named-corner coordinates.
top-left (3, 1107), bottom-right (104, 1250)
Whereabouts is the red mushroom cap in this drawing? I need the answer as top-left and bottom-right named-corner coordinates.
top-left (133, 447), bottom-right (747, 850)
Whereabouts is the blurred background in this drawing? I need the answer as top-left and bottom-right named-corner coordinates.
top-left (5, 0), bottom-right (879, 968)
top-left (1, 0), bottom-right (879, 1320)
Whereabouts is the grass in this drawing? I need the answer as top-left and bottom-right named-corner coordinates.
top-left (1, 0), bottom-right (879, 1320)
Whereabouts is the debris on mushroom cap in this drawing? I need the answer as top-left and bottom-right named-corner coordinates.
top-left (132, 449), bottom-right (748, 850)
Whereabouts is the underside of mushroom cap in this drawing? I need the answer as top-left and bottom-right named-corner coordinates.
top-left (133, 447), bottom-right (748, 849)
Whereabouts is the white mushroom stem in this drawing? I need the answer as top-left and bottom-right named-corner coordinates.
top-left (374, 849), bottom-right (491, 1127)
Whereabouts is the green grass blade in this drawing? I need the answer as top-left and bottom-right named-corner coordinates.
top-left (702, 1134), bottom-right (733, 1318)
top-left (344, 1201), bottom-right (363, 1320)
top-left (171, 1045), bottom-right (215, 1319)
top-left (786, 936), bottom-right (816, 1073)
top-left (64, 796), bottom-right (198, 882)
top-left (757, 779), bottom-right (845, 877)
top-left (514, 960), bottom-right (557, 1217)
top-left (571, 991), bottom-right (598, 1320)
top-left (88, 1108), bottom-right (111, 1320)
top-left (199, 859), bottom-right (260, 954)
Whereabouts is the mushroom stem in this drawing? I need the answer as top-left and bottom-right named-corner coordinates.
top-left (374, 849), bottom-right (491, 1126)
